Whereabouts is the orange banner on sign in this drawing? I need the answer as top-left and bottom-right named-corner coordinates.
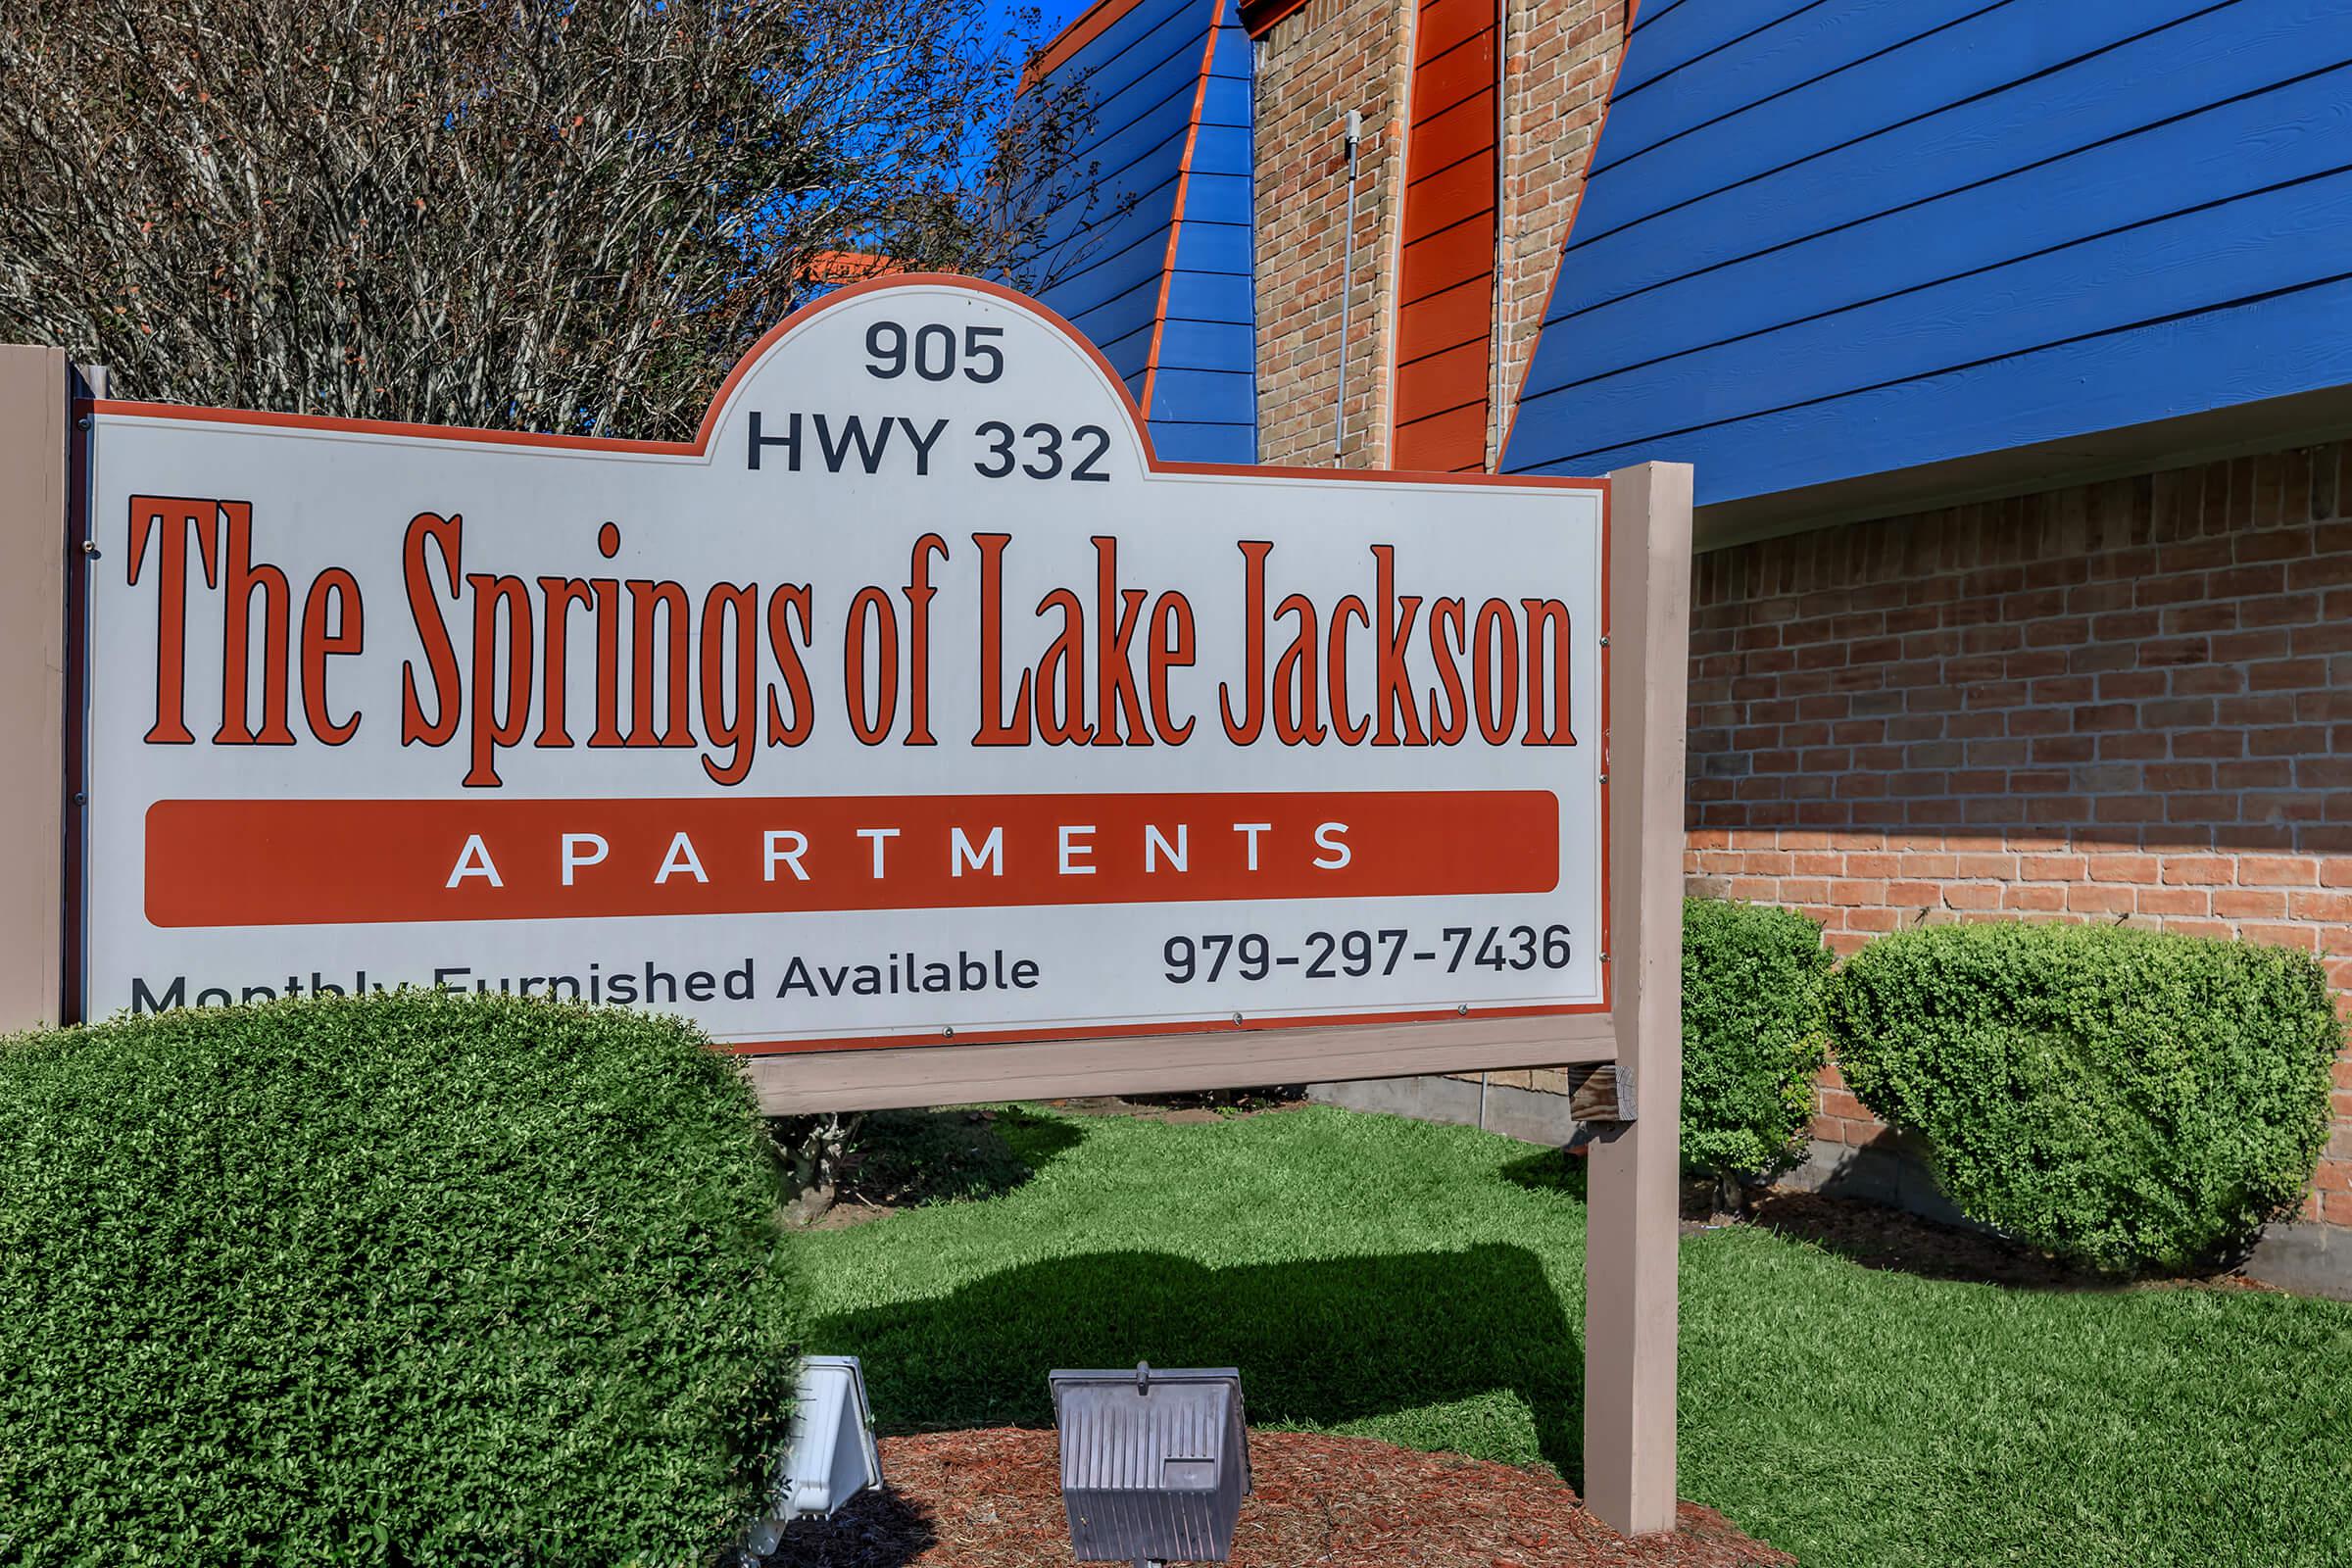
top-left (144, 790), bottom-right (1560, 928)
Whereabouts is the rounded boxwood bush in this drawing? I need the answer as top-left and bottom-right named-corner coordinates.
top-left (0, 992), bottom-right (796, 1565)
top-left (1681, 898), bottom-right (1833, 1197)
top-left (1827, 921), bottom-right (2340, 1275)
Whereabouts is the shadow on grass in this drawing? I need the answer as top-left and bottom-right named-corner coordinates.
top-left (1495, 1138), bottom-right (2166, 1295)
top-left (1498, 1144), bottom-right (1590, 1201)
top-left (1496, 1134), bottom-right (2132, 1291)
top-left (811, 1242), bottom-right (1588, 1484)
top-left (833, 1106), bottom-right (1087, 1210)
top-left (1740, 1190), bottom-right (2156, 1293)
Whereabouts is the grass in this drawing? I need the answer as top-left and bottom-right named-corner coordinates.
top-left (788, 1104), bottom-right (2352, 1568)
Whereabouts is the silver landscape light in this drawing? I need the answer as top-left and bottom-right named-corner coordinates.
top-left (1051, 1364), bottom-right (1250, 1567)
top-left (745, 1355), bottom-right (883, 1558)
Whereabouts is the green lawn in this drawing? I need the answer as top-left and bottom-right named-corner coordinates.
top-left (789, 1105), bottom-right (2352, 1568)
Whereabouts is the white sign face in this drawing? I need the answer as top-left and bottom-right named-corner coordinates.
top-left (82, 277), bottom-right (1608, 1054)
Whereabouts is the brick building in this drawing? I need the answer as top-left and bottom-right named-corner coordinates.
top-left (1027, 0), bottom-right (2352, 1288)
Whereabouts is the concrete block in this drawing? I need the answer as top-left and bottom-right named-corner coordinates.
top-left (1307, 1073), bottom-right (1580, 1145)
top-left (2244, 1222), bottom-right (2352, 1302)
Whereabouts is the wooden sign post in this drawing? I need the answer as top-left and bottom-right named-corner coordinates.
top-left (0, 277), bottom-right (1690, 1537)
top-left (0, 345), bottom-right (73, 1035)
top-left (1587, 461), bottom-right (1691, 1535)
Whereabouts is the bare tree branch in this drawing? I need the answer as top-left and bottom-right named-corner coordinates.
top-left (0, 0), bottom-right (1110, 437)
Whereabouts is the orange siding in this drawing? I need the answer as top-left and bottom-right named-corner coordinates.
top-left (1394, 0), bottom-right (1499, 472)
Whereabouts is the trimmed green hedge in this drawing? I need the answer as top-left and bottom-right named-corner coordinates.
top-left (0, 993), bottom-right (796, 1565)
top-left (1682, 898), bottom-right (1834, 1191)
top-left (1828, 922), bottom-right (2340, 1275)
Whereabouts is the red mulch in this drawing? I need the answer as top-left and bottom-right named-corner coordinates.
top-left (765, 1428), bottom-right (1790, 1568)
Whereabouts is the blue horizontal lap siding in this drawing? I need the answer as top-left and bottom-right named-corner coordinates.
top-left (1189, 124), bottom-right (1253, 178)
top-left (1066, 56), bottom-right (1208, 186)
top-left (1148, 368), bottom-right (1255, 424)
top-left (1063, 0), bottom-right (1213, 113)
top-left (1158, 270), bottom-right (1246, 324)
top-left (1050, 204), bottom-right (1185, 322)
top-left (1541, 165), bottom-right (2352, 457)
top-left (1153, 318), bottom-right (1255, 366)
top-left (1149, 421), bottom-right (1253, 462)
top-left (1199, 75), bottom-right (1250, 127)
top-left (1030, 0), bottom-right (1218, 395)
top-left (1553, 0), bottom-right (2352, 311)
top-left (1581, 0), bottom-right (2227, 237)
top-left (1166, 217), bottom-right (1252, 275)
top-left (1150, 6), bottom-right (1258, 463)
top-left (1030, 0), bottom-right (1256, 464)
top-left (1596, 0), bottom-right (2009, 167)
top-left (1505, 0), bottom-right (2352, 503)
top-left (1094, 320), bottom-right (1161, 381)
top-left (1553, 272), bottom-right (2352, 491)
top-left (1607, 0), bottom-right (1822, 97)
top-left (1071, 91), bottom-right (1207, 202)
top-left (1553, 64), bottom-right (2352, 380)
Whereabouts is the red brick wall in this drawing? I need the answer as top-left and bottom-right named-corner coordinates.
top-left (1686, 445), bottom-right (2352, 1227)
top-left (1254, 0), bottom-right (1621, 468)
top-left (1253, 0), bottom-right (1417, 466)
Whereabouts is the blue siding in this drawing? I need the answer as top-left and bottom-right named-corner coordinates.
top-left (1026, 0), bottom-right (1209, 392)
top-left (1503, 0), bottom-right (2352, 504)
top-left (1147, 4), bottom-right (1258, 462)
top-left (1029, 0), bottom-right (1257, 464)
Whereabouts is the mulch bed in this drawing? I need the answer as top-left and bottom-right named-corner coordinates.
top-left (765, 1428), bottom-right (1790, 1568)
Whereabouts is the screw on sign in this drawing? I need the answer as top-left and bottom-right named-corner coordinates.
top-left (4, 275), bottom-right (1691, 1534)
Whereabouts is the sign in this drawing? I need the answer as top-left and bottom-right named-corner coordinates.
top-left (19, 278), bottom-right (1685, 1541)
top-left (81, 277), bottom-right (1608, 1054)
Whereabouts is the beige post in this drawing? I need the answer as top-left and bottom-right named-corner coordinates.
top-left (0, 346), bottom-right (71, 1033)
top-left (1583, 461), bottom-right (1692, 1536)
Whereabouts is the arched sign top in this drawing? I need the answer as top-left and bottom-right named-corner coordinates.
top-left (692, 274), bottom-right (1162, 474)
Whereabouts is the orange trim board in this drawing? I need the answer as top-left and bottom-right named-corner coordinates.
top-left (1394, 0), bottom-right (1501, 474)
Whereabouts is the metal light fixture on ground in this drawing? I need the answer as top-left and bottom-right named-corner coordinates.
top-left (1051, 1364), bottom-right (1250, 1566)
top-left (745, 1355), bottom-right (884, 1557)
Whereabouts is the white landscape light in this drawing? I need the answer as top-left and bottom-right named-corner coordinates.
top-left (744, 1354), bottom-right (884, 1557)
top-left (1052, 1364), bottom-right (1250, 1567)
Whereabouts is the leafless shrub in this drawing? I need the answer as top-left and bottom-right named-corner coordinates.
top-left (0, 0), bottom-right (1106, 435)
